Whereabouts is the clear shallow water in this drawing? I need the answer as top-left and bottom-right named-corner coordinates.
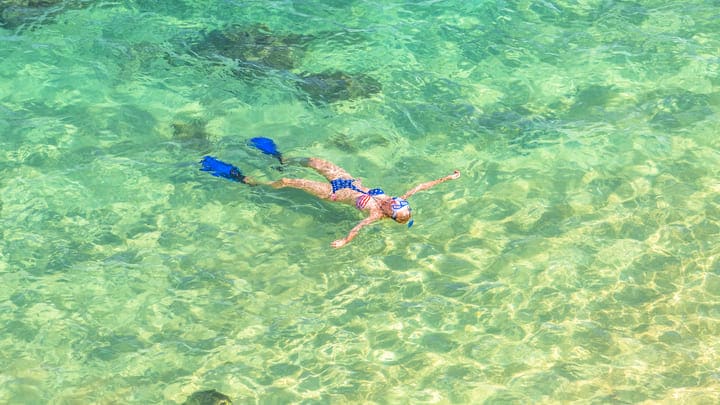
top-left (1, 0), bottom-right (719, 403)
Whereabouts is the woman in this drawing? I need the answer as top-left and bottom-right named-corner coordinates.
top-left (200, 148), bottom-right (460, 248)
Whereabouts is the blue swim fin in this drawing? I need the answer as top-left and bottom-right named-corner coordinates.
top-left (200, 156), bottom-right (246, 183)
top-left (248, 137), bottom-right (284, 164)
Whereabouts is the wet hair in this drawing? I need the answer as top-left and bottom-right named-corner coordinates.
top-left (392, 206), bottom-right (412, 223)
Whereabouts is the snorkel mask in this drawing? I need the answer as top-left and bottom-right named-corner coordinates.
top-left (391, 197), bottom-right (414, 228)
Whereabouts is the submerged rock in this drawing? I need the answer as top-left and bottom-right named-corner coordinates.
top-left (197, 24), bottom-right (313, 71)
top-left (170, 115), bottom-right (211, 150)
top-left (172, 116), bottom-right (209, 141)
top-left (191, 24), bottom-right (381, 103)
top-left (183, 389), bottom-right (232, 405)
top-left (1, 0), bottom-right (62, 6)
top-left (298, 71), bottom-right (381, 103)
top-left (0, 0), bottom-right (63, 8)
top-left (0, 0), bottom-right (92, 30)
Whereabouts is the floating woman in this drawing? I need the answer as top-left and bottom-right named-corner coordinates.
top-left (200, 137), bottom-right (461, 248)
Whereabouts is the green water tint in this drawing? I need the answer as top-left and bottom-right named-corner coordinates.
top-left (189, 24), bottom-right (381, 103)
top-left (2, 0), bottom-right (720, 403)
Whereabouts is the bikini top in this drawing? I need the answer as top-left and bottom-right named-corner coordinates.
top-left (330, 178), bottom-right (414, 227)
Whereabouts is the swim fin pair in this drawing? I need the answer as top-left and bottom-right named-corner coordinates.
top-left (200, 137), bottom-right (283, 182)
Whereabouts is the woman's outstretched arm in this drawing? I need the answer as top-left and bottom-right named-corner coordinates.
top-left (401, 170), bottom-right (461, 199)
top-left (331, 213), bottom-right (383, 248)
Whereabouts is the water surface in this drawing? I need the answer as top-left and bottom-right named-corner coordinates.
top-left (1, 0), bottom-right (719, 403)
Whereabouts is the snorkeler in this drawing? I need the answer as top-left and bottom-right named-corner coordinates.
top-left (200, 137), bottom-right (461, 248)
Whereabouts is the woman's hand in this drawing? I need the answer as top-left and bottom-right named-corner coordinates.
top-left (447, 170), bottom-right (461, 180)
top-left (331, 238), bottom-right (348, 248)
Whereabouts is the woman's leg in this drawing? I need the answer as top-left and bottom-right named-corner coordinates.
top-left (270, 178), bottom-right (332, 200)
top-left (287, 157), bottom-right (354, 181)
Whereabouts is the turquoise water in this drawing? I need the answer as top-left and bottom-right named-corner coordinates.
top-left (2, 0), bottom-right (720, 403)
